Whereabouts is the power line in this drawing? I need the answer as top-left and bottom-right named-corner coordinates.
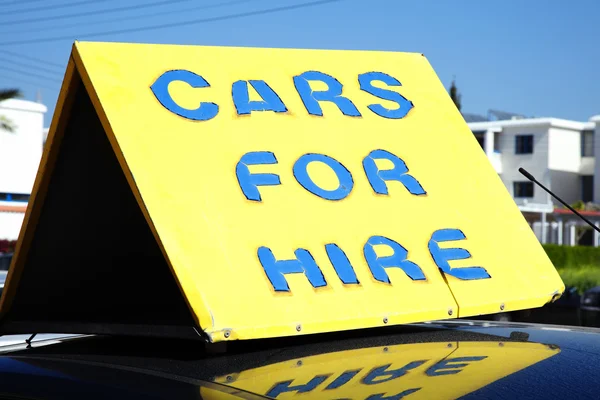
top-left (0, 73), bottom-right (58, 91)
top-left (2, 0), bottom-right (190, 26)
top-left (0, 65), bottom-right (62, 83)
top-left (0, 56), bottom-right (63, 76)
top-left (2, 0), bottom-right (255, 36)
top-left (0, 50), bottom-right (65, 70)
top-left (0, 0), bottom-right (343, 46)
top-left (0, 0), bottom-right (112, 15)
top-left (0, 0), bottom-right (46, 7)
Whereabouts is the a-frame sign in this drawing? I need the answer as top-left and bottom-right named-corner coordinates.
top-left (0, 42), bottom-right (564, 342)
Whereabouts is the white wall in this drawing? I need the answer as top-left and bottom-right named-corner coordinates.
top-left (548, 127), bottom-right (582, 172)
top-left (0, 209), bottom-right (25, 240)
top-left (498, 125), bottom-right (551, 206)
top-left (592, 116), bottom-right (600, 202)
top-left (0, 99), bottom-right (47, 195)
top-left (0, 99), bottom-right (46, 240)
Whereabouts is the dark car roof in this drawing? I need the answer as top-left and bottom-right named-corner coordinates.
top-left (0, 320), bottom-right (599, 399)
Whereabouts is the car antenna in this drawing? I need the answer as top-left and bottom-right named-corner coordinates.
top-left (25, 333), bottom-right (37, 347)
top-left (519, 168), bottom-right (600, 234)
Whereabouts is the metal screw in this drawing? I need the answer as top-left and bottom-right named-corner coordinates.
top-left (296, 360), bottom-right (303, 366)
top-left (447, 343), bottom-right (453, 348)
top-left (383, 347), bottom-right (389, 352)
top-left (383, 317), bottom-right (388, 324)
top-left (296, 324), bottom-right (302, 332)
top-left (226, 375), bottom-right (234, 382)
top-left (500, 303), bottom-right (505, 311)
top-left (448, 308), bottom-right (453, 316)
top-left (224, 330), bottom-right (231, 338)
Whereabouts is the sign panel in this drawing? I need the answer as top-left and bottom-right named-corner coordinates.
top-left (1, 42), bottom-right (564, 342)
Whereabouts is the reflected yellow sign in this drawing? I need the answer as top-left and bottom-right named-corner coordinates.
top-left (2, 41), bottom-right (564, 342)
top-left (213, 341), bottom-right (559, 399)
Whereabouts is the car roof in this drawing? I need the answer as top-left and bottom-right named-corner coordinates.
top-left (1, 320), bottom-right (599, 399)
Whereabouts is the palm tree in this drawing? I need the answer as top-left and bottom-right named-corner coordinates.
top-left (0, 88), bottom-right (22, 132)
top-left (448, 78), bottom-right (461, 112)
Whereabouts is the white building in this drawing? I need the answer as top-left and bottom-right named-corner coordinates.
top-left (467, 112), bottom-right (600, 246)
top-left (0, 99), bottom-right (47, 241)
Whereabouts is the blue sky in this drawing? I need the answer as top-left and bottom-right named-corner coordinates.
top-left (0, 0), bottom-right (597, 126)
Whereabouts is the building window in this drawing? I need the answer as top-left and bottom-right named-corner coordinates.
top-left (0, 193), bottom-right (30, 202)
top-left (515, 135), bottom-right (534, 154)
top-left (582, 175), bottom-right (594, 202)
top-left (472, 131), bottom-right (485, 150)
top-left (514, 181), bottom-right (534, 198)
top-left (582, 130), bottom-right (594, 157)
top-left (474, 134), bottom-right (484, 149)
top-left (494, 133), bottom-right (501, 152)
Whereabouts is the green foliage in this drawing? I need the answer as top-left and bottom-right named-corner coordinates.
top-left (449, 79), bottom-right (461, 111)
top-left (0, 88), bottom-right (22, 133)
top-left (0, 115), bottom-right (16, 132)
top-left (542, 244), bottom-right (600, 269)
top-left (557, 266), bottom-right (600, 294)
top-left (544, 245), bottom-right (600, 293)
top-left (0, 88), bottom-right (21, 102)
top-left (570, 200), bottom-right (585, 211)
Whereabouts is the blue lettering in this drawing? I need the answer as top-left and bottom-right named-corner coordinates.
top-left (293, 71), bottom-right (361, 117)
top-left (363, 149), bottom-right (426, 196)
top-left (231, 80), bottom-right (287, 115)
top-left (366, 389), bottom-right (421, 400)
top-left (325, 244), bottom-right (359, 285)
top-left (150, 70), bottom-right (218, 121)
top-left (266, 375), bottom-right (330, 398)
top-left (426, 356), bottom-right (487, 376)
top-left (364, 236), bottom-right (426, 283)
top-left (362, 361), bottom-right (426, 385)
top-left (358, 72), bottom-right (413, 119)
top-left (325, 369), bottom-right (361, 390)
top-left (293, 153), bottom-right (354, 200)
top-left (235, 152), bottom-right (281, 202)
top-left (428, 229), bottom-right (491, 280)
top-left (258, 247), bottom-right (327, 292)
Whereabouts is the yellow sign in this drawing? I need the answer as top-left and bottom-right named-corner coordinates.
top-left (1, 42), bottom-right (563, 342)
top-left (213, 341), bottom-right (559, 399)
